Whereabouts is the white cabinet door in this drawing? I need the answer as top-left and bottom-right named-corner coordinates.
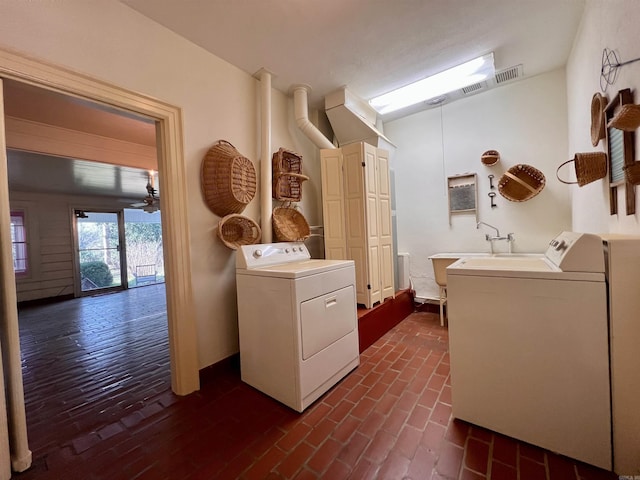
top-left (320, 149), bottom-right (347, 260)
top-left (320, 142), bottom-right (394, 308)
top-left (376, 147), bottom-right (395, 300)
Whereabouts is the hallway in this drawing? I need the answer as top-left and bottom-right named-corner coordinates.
top-left (13, 287), bottom-right (616, 479)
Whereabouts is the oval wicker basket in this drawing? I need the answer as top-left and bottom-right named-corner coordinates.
top-left (202, 140), bottom-right (257, 217)
top-left (217, 214), bottom-right (261, 250)
top-left (498, 164), bottom-right (546, 202)
top-left (272, 207), bottom-right (310, 242)
top-left (608, 104), bottom-right (640, 131)
top-left (591, 93), bottom-right (608, 146)
top-left (481, 150), bottom-right (500, 166)
top-left (556, 152), bottom-right (608, 187)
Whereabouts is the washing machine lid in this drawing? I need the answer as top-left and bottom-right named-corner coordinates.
top-left (237, 259), bottom-right (354, 279)
top-left (447, 254), bottom-right (604, 281)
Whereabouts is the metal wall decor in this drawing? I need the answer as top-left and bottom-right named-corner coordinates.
top-left (601, 48), bottom-right (640, 92)
top-left (448, 173), bottom-right (478, 225)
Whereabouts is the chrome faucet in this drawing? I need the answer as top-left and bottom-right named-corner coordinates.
top-left (476, 221), bottom-right (514, 253)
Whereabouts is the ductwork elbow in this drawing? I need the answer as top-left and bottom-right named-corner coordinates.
top-left (293, 85), bottom-right (335, 150)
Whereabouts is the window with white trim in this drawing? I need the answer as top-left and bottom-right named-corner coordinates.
top-left (10, 210), bottom-right (28, 275)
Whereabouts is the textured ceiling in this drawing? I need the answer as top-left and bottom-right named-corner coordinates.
top-left (121, 0), bottom-right (585, 110)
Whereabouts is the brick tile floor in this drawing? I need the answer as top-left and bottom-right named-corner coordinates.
top-left (13, 286), bottom-right (617, 479)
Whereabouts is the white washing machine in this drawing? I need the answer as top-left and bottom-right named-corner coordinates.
top-left (446, 232), bottom-right (611, 470)
top-left (235, 242), bottom-right (359, 412)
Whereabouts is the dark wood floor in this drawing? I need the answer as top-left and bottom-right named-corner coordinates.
top-left (12, 285), bottom-right (617, 479)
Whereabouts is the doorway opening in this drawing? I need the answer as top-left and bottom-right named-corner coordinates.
top-left (0, 45), bottom-right (199, 475)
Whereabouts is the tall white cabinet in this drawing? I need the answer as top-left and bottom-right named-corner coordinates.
top-left (320, 142), bottom-right (394, 308)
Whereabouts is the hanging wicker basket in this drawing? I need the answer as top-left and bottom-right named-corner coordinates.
top-left (591, 93), bottom-right (608, 146)
top-left (556, 152), bottom-right (608, 187)
top-left (498, 164), bottom-right (546, 202)
top-left (272, 148), bottom-right (309, 201)
top-left (608, 104), bottom-right (640, 131)
top-left (481, 150), bottom-right (500, 166)
top-left (201, 140), bottom-right (257, 217)
top-left (272, 206), bottom-right (310, 242)
top-left (216, 214), bottom-right (261, 250)
top-left (624, 162), bottom-right (640, 185)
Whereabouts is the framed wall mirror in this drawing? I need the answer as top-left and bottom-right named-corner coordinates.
top-left (605, 88), bottom-right (636, 215)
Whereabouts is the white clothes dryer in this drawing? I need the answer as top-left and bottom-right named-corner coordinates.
top-left (235, 242), bottom-right (359, 412)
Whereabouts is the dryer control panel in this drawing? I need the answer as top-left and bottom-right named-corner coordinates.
top-left (237, 242), bottom-right (310, 269)
top-left (545, 232), bottom-right (604, 273)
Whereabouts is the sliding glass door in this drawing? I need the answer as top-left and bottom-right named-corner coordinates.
top-left (75, 210), bottom-right (127, 294)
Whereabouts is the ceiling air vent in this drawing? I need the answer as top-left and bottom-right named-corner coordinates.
top-left (494, 64), bottom-right (523, 85)
top-left (462, 82), bottom-right (486, 95)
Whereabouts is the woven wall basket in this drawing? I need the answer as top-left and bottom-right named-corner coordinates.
top-left (217, 214), bottom-right (261, 250)
top-left (272, 207), bottom-right (310, 242)
top-left (608, 104), bottom-right (640, 131)
top-left (556, 152), bottom-right (608, 187)
top-left (202, 140), bottom-right (257, 217)
top-left (272, 148), bottom-right (308, 202)
top-left (624, 162), bottom-right (640, 185)
top-left (498, 164), bottom-right (546, 202)
top-left (481, 150), bottom-right (500, 166)
top-left (591, 93), bottom-right (608, 146)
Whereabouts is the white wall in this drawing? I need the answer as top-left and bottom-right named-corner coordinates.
top-left (385, 70), bottom-right (572, 300)
top-left (0, 2), bottom-right (320, 369)
top-left (567, 0), bottom-right (640, 234)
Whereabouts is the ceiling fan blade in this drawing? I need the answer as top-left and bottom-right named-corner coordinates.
top-left (130, 202), bottom-right (147, 207)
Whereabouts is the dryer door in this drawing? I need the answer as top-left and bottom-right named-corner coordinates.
top-left (300, 285), bottom-right (356, 360)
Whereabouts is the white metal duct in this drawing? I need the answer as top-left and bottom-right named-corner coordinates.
top-left (324, 87), bottom-right (393, 147)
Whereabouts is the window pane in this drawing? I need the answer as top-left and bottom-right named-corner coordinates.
top-left (10, 211), bottom-right (28, 274)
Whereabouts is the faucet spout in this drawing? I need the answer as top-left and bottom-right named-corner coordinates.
top-left (476, 221), bottom-right (500, 237)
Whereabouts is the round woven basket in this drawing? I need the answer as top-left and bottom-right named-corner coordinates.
top-left (608, 104), bottom-right (640, 131)
top-left (202, 140), bottom-right (257, 217)
top-left (272, 207), bottom-right (310, 242)
top-left (481, 150), bottom-right (500, 166)
top-left (556, 152), bottom-right (608, 187)
top-left (217, 214), bottom-right (261, 250)
top-left (591, 93), bottom-right (608, 146)
top-left (498, 164), bottom-right (546, 202)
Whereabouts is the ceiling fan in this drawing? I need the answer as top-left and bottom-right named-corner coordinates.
top-left (130, 170), bottom-right (160, 213)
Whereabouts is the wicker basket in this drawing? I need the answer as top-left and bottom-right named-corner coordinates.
top-left (481, 150), bottom-right (500, 166)
top-left (608, 104), bottom-right (640, 131)
top-left (217, 214), bottom-right (261, 250)
top-left (202, 140), bottom-right (257, 217)
top-left (272, 207), bottom-right (310, 242)
top-left (498, 164), bottom-right (546, 202)
top-left (556, 152), bottom-right (608, 187)
top-left (272, 148), bottom-right (308, 201)
top-left (591, 93), bottom-right (608, 146)
top-left (624, 162), bottom-right (640, 185)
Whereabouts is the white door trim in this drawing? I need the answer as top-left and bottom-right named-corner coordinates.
top-left (0, 46), bottom-right (200, 408)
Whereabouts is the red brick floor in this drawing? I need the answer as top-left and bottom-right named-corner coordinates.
top-left (13, 286), bottom-right (617, 479)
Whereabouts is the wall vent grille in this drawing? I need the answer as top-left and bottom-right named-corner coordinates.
top-left (462, 82), bottom-right (485, 94)
top-left (495, 65), bottom-right (523, 84)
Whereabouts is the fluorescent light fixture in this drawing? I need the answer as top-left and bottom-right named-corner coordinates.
top-left (369, 52), bottom-right (495, 114)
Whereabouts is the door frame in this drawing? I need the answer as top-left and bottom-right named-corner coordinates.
top-left (0, 47), bottom-right (200, 398)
